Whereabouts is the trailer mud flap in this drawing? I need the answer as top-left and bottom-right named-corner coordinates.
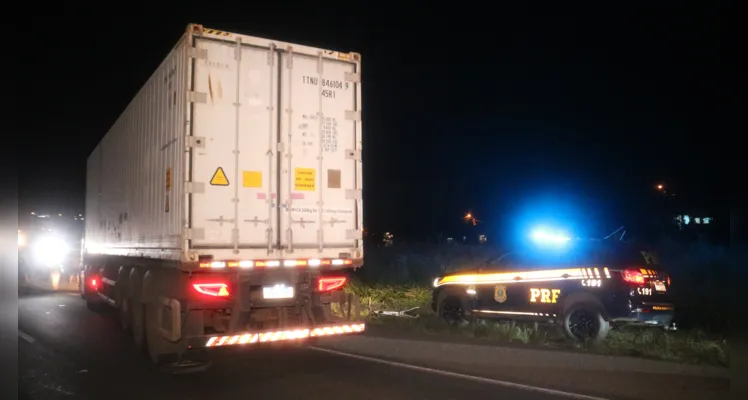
top-left (328, 291), bottom-right (361, 321)
top-left (158, 297), bottom-right (182, 342)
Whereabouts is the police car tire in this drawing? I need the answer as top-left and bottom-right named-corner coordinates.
top-left (436, 291), bottom-right (469, 326)
top-left (561, 302), bottom-right (610, 343)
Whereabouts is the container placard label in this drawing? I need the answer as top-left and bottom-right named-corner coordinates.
top-left (210, 167), bottom-right (229, 186)
top-left (242, 171), bottom-right (262, 188)
top-left (294, 168), bottom-right (316, 191)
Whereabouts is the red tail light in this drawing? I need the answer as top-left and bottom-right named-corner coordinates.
top-left (193, 283), bottom-right (230, 297)
top-left (667, 275), bottom-right (671, 286)
top-left (90, 278), bottom-right (98, 290)
top-left (622, 269), bottom-right (645, 284)
top-left (318, 277), bottom-right (347, 292)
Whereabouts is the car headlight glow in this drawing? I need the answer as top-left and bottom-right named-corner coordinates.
top-left (33, 235), bottom-right (69, 266)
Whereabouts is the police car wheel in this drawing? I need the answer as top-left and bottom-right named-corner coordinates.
top-left (562, 303), bottom-right (610, 343)
top-left (438, 296), bottom-right (469, 326)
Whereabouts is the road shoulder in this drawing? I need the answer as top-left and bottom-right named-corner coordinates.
top-left (317, 335), bottom-right (728, 400)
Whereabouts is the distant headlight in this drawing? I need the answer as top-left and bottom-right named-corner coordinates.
top-left (33, 235), bottom-right (69, 266)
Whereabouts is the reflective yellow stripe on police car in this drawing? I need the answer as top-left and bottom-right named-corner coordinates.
top-left (434, 267), bottom-right (610, 287)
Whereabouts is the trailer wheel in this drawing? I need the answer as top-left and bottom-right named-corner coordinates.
top-left (132, 302), bottom-right (146, 350)
top-left (85, 286), bottom-right (104, 311)
top-left (116, 266), bottom-right (132, 331)
top-left (82, 267), bottom-right (103, 311)
top-left (120, 296), bottom-right (132, 331)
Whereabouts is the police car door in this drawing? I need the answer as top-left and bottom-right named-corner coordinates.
top-left (481, 252), bottom-right (565, 319)
top-left (479, 253), bottom-right (535, 316)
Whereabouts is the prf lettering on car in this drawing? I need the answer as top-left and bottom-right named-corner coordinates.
top-left (529, 288), bottom-right (561, 303)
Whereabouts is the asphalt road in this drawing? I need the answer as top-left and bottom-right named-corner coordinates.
top-left (19, 288), bottom-right (585, 400)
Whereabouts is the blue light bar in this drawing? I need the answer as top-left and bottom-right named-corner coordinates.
top-left (530, 228), bottom-right (570, 244)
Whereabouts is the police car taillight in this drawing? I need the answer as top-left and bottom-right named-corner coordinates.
top-left (622, 269), bottom-right (645, 285)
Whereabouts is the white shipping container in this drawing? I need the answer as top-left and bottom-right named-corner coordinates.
top-left (85, 24), bottom-right (363, 265)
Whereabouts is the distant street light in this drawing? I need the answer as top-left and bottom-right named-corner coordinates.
top-left (463, 212), bottom-right (479, 226)
top-left (655, 183), bottom-right (670, 195)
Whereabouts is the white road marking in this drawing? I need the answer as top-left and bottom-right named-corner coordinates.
top-left (310, 347), bottom-right (609, 400)
top-left (19, 331), bottom-right (35, 343)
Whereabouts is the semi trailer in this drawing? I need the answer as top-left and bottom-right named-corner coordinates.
top-left (80, 24), bottom-right (364, 369)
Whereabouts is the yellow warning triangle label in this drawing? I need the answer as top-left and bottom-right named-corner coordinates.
top-left (210, 167), bottom-right (229, 186)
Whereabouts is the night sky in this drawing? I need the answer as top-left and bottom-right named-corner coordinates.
top-left (22, 5), bottom-right (725, 242)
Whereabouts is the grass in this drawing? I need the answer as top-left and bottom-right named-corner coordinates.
top-left (342, 243), bottom-right (729, 367)
top-left (341, 280), bottom-right (729, 367)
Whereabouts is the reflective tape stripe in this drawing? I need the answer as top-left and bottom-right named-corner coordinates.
top-left (204, 323), bottom-right (365, 347)
top-left (436, 266), bottom-right (614, 287)
top-left (474, 309), bottom-right (557, 318)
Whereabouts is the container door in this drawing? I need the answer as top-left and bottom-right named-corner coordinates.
top-left (278, 52), bottom-right (361, 253)
top-left (190, 38), bottom-right (280, 250)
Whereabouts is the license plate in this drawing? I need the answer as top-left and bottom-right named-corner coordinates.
top-left (654, 281), bottom-right (666, 292)
top-left (263, 284), bottom-right (294, 299)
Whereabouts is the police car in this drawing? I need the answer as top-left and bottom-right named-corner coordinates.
top-left (431, 237), bottom-right (674, 342)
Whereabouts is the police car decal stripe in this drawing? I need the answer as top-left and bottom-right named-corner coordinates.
top-left (434, 267), bottom-right (610, 287)
top-left (474, 309), bottom-right (558, 317)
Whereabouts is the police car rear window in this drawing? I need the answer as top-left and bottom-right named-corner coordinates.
top-left (604, 248), bottom-right (660, 266)
top-left (498, 251), bottom-right (592, 269)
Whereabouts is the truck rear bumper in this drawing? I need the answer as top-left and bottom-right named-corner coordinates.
top-left (188, 322), bottom-right (366, 349)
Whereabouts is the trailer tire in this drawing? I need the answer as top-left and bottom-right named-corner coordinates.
top-left (117, 266), bottom-right (132, 331)
top-left (86, 290), bottom-right (104, 311)
top-left (120, 296), bottom-right (132, 331)
top-left (132, 302), bottom-right (146, 350)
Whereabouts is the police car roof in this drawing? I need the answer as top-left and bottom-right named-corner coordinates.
top-left (490, 239), bottom-right (658, 267)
